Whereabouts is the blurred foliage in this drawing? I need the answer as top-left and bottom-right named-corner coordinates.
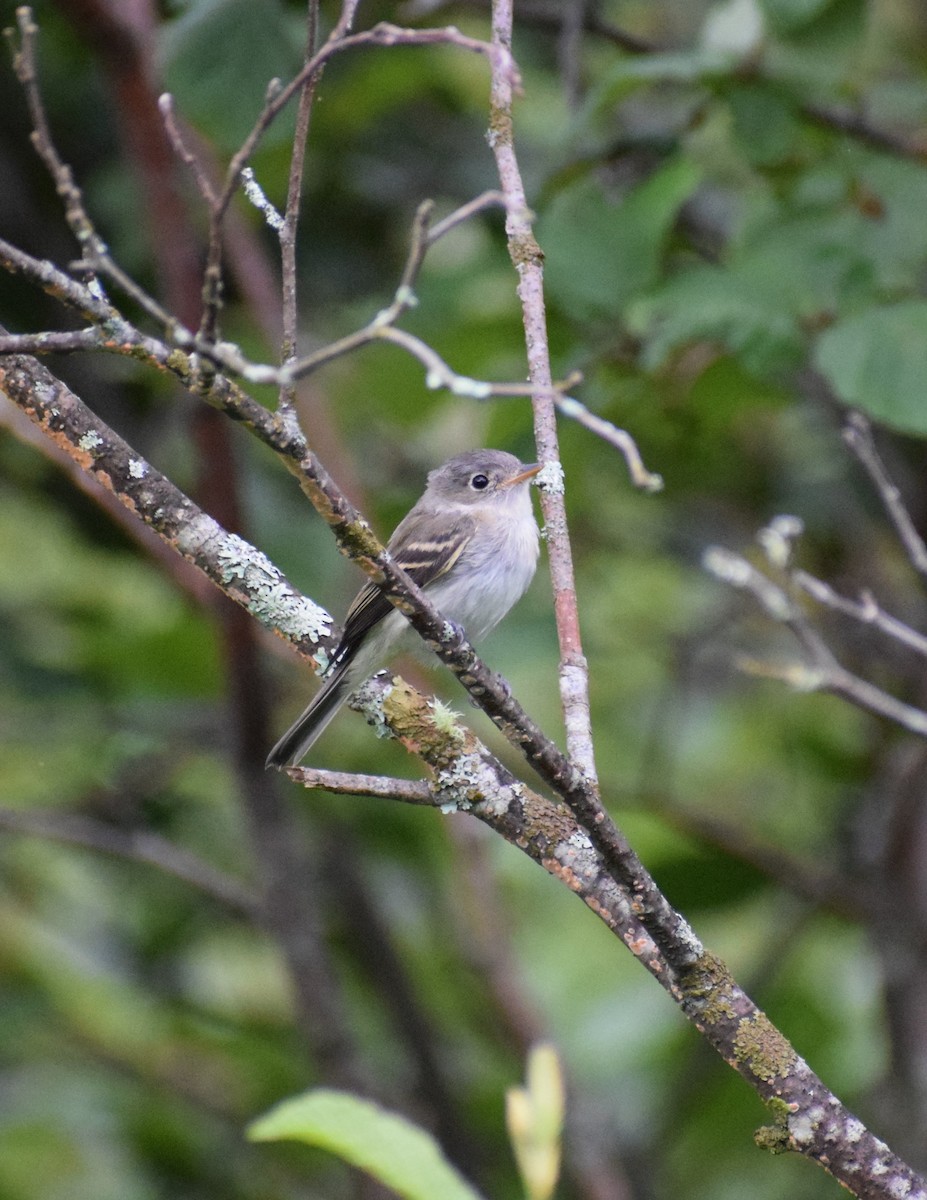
top-left (2, 0), bottom-right (927, 1198)
top-left (249, 1088), bottom-right (487, 1200)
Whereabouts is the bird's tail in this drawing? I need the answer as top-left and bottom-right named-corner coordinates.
top-left (265, 662), bottom-right (352, 769)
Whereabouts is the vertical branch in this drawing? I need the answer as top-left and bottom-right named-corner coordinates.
top-left (278, 0), bottom-right (322, 416)
top-left (487, 0), bottom-right (598, 785)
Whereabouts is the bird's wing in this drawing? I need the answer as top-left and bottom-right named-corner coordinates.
top-left (333, 509), bottom-right (476, 664)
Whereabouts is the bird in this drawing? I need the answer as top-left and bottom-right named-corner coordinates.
top-left (266, 449), bottom-right (542, 768)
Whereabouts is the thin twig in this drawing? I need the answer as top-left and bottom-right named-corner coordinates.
top-left (215, 19), bottom-right (519, 229)
top-left (793, 571), bottom-right (927, 659)
top-left (843, 412), bottom-right (927, 581)
top-left (9, 8), bottom-right (108, 269)
top-left (557, 395), bottom-right (663, 491)
top-left (488, 0), bottom-right (599, 786)
top-left (277, 0), bottom-right (323, 417)
top-left (289, 767), bottom-right (435, 804)
top-left (5, 44), bottom-right (663, 485)
top-left (704, 546), bottom-right (927, 739)
top-left (0, 327), bottom-right (103, 354)
top-left (158, 92), bottom-right (218, 207)
top-left (427, 189), bottom-right (507, 241)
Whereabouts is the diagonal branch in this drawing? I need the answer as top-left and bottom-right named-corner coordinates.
top-left (335, 669), bottom-right (927, 1200)
top-left (0, 353), bottom-right (334, 660)
top-left (0, 346), bottom-right (695, 982)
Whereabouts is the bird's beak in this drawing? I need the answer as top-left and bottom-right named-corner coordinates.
top-left (502, 462), bottom-right (542, 488)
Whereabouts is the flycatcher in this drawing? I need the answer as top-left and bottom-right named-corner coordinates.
top-left (266, 449), bottom-right (542, 767)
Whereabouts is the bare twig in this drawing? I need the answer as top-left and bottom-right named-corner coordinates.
top-left (488, 0), bottom-right (598, 785)
top-left (9, 8), bottom-right (107, 269)
top-left (277, 0), bottom-right (323, 417)
top-left (288, 766), bottom-right (434, 804)
top-left (158, 92), bottom-right (218, 207)
top-left (207, 16), bottom-right (519, 245)
top-left (427, 189), bottom-right (506, 240)
top-left (793, 572), bottom-right (927, 659)
top-left (557, 395), bottom-right (663, 491)
top-left (0, 327), bottom-right (103, 354)
top-left (843, 412), bottom-right (927, 581)
top-left (704, 546), bottom-right (927, 739)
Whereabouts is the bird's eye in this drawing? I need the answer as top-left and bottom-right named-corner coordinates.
top-left (470, 473), bottom-right (490, 491)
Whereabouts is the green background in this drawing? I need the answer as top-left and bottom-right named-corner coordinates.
top-left (2, 1), bottom-right (927, 1197)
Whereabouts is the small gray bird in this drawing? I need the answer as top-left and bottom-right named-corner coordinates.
top-left (266, 449), bottom-right (542, 768)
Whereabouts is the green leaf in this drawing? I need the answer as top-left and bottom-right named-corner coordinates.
top-left (159, 0), bottom-right (301, 151)
top-left (726, 82), bottom-right (800, 165)
top-left (248, 1090), bottom-right (487, 1200)
top-left (627, 266), bottom-right (805, 378)
top-left (813, 302), bottom-right (927, 436)
top-left (578, 50), bottom-right (732, 123)
top-left (539, 157), bottom-right (701, 321)
top-left (760, 0), bottom-right (841, 33)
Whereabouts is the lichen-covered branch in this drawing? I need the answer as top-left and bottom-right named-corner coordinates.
top-left (0, 348), bottom-right (695, 979)
top-left (333, 671), bottom-right (927, 1200)
top-left (0, 353), bottom-right (334, 660)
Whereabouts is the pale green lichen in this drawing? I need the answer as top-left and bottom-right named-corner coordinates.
top-left (536, 460), bottom-right (564, 494)
top-left (352, 674), bottom-right (394, 740)
top-left (78, 431), bottom-right (103, 452)
top-left (433, 751), bottom-right (485, 812)
top-left (199, 528), bottom-right (332, 644)
top-left (678, 953), bottom-right (738, 1024)
top-left (754, 1097), bottom-right (793, 1155)
top-left (733, 1013), bottom-right (796, 1083)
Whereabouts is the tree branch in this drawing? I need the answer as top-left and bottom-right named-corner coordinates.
top-left (844, 412), bottom-right (927, 581)
top-left (340, 670), bottom-right (927, 1200)
top-left (0, 353), bottom-right (334, 660)
top-left (704, 543), bottom-right (927, 739)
